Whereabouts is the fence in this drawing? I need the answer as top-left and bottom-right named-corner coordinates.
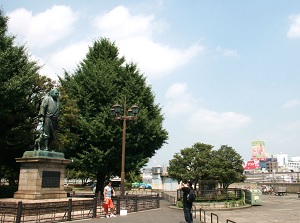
top-left (161, 191), bottom-right (176, 205)
top-left (177, 188), bottom-right (243, 202)
top-left (168, 190), bottom-right (240, 223)
top-left (0, 193), bottom-right (160, 223)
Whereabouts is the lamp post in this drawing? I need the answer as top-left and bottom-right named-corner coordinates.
top-left (111, 97), bottom-right (139, 196)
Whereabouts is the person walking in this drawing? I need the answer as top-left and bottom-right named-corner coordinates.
top-left (103, 181), bottom-right (116, 218)
top-left (179, 180), bottom-right (193, 223)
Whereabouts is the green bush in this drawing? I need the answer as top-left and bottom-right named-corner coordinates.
top-left (230, 200), bottom-right (236, 207)
top-left (177, 200), bottom-right (183, 208)
top-left (227, 192), bottom-right (237, 200)
top-left (73, 187), bottom-right (84, 190)
top-left (64, 186), bottom-right (73, 192)
top-left (125, 182), bottom-right (132, 189)
top-left (238, 199), bottom-right (245, 206)
top-left (224, 201), bottom-right (229, 208)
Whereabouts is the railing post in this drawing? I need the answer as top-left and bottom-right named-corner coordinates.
top-left (126, 193), bottom-right (128, 211)
top-left (16, 201), bottom-right (22, 223)
top-left (68, 198), bottom-right (72, 221)
top-left (93, 197), bottom-right (97, 218)
top-left (211, 213), bottom-right (219, 223)
top-left (116, 196), bottom-right (120, 214)
top-left (97, 191), bottom-right (101, 203)
top-left (134, 195), bottom-right (138, 212)
top-left (199, 208), bottom-right (206, 223)
top-left (192, 205), bottom-right (196, 219)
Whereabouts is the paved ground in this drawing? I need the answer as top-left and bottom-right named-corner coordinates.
top-left (204, 194), bottom-right (300, 223)
top-left (73, 193), bottom-right (300, 223)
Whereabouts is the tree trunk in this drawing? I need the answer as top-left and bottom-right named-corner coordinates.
top-left (96, 171), bottom-right (106, 196)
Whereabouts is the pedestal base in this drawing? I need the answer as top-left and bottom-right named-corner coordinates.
top-left (14, 191), bottom-right (68, 199)
top-left (14, 152), bottom-right (71, 200)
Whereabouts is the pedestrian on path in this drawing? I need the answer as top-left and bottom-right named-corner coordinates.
top-left (103, 181), bottom-right (116, 218)
top-left (179, 180), bottom-right (193, 223)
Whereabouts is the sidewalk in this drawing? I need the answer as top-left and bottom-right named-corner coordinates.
top-left (74, 199), bottom-right (194, 223)
top-left (73, 194), bottom-right (300, 223)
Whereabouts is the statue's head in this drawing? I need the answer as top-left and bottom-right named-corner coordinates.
top-left (49, 88), bottom-right (59, 101)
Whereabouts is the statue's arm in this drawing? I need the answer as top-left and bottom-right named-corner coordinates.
top-left (38, 97), bottom-right (49, 121)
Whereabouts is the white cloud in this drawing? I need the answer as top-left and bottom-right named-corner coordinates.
top-left (164, 83), bottom-right (199, 117)
top-left (164, 82), bottom-right (252, 132)
top-left (118, 38), bottom-right (202, 79)
top-left (7, 5), bottom-right (203, 81)
top-left (262, 120), bottom-right (300, 156)
top-left (94, 6), bottom-right (204, 80)
top-left (8, 5), bottom-right (78, 49)
top-left (94, 6), bottom-right (157, 39)
top-left (282, 99), bottom-right (300, 108)
top-left (165, 83), bottom-right (188, 100)
top-left (41, 41), bottom-right (89, 80)
top-left (287, 14), bottom-right (300, 39)
top-left (216, 46), bottom-right (239, 57)
top-left (188, 109), bottom-right (252, 132)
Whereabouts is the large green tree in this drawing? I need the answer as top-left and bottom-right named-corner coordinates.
top-left (167, 143), bottom-right (244, 189)
top-left (60, 38), bottom-right (168, 193)
top-left (167, 142), bottom-right (214, 189)
top-left (0, 9), bottom-right (53, 185)
top-left (211, 145), bottom-right (245, 188)
top-left (53, 86), bottom-right (81, 153)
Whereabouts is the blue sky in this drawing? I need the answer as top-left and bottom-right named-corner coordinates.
top-left (2, 1), bottom-right (300, 167)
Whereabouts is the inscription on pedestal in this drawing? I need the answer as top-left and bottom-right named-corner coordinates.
top-left (42, 171), bottom-right (60, 188)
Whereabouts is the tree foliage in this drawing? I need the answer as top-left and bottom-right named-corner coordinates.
top-left (167, 143), bottom-right (213, 189)
top-left (211, 145), bottom-right (245, 188)
top-left (52, 86), bottom-right (81, 153)
top-left (60, 38), bottom-right (168, 193)
top-left (167, 143), bottom-right (244, 189)
top-left (0, 9), bottom-right (53, 184)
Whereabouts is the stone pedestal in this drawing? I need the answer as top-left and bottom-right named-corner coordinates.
top-left (14, 151), bottom-right (71, 200)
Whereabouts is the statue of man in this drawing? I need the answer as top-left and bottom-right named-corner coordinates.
top-left (38, 88), bottom-right (61, 150)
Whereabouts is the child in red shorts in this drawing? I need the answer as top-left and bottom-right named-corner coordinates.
top-left (103, 181), bottom-right (116, 218)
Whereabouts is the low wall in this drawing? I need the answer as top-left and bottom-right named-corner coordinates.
top-left (257, 182), bottom-right (300, 193)
top-left (229, 182), bottom-right (300, 193)
top-left (229, 182), bottom-right (258, 190)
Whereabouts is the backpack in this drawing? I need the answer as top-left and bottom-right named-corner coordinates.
top-left (187, 188), bottom-right (196, 202)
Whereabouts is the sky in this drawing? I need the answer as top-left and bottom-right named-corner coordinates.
top-left (2, 1), bottom-right (300, 168)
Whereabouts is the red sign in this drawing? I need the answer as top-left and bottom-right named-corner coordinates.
top-left (243, 160), bottom-right (260, 170)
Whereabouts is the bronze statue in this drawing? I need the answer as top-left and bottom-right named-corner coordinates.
top-left (36, 88), bottom-right (61, 151)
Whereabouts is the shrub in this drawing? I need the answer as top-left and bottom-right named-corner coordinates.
top-left (177, 200), bottom-right (183, 208)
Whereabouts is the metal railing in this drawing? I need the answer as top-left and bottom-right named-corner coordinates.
top-left (164, 191), bottom-right (238, 223)
top-left (0, 193), bottom-right (160, 223)
top-left (198, 208), bottom-right (236, 223)
top-left (114, 193), bottom-right (160, 213)
top-left (161, 191), bottom-right (176, 205)
top-left (177, 188), bottom-right (243, 202)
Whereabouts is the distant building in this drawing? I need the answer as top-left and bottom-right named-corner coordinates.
top-left (287, 157), bottom-right (300, 172)
top-left (151, 166), bottom-right (163, 189)
top-left (142, 167), bottom-right (152, 184)
top-left (291, 156), bottom-right (300, 162)
top-left (273, 153), bottom-right (288, 167)
top-left (142, 166), bottom-right (178, 191)
top-left (265, 156), bottom-right (278, 172)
